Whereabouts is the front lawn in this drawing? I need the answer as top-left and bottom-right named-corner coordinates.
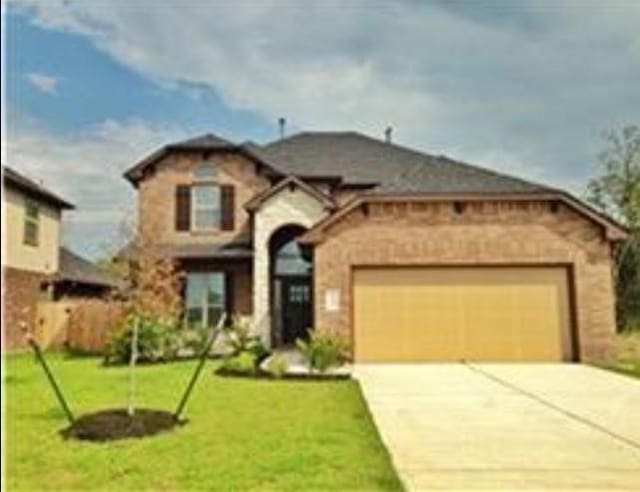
top-left (5, 353), bottom-right (402, 491)
top-left (600, 360), bottom-right (640, 379)
top-left (598, 331), bottom-right (640, 380)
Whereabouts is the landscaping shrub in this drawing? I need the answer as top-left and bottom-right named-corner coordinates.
top-left (219, 351), bottom-right (258, 375)
top-left (105, 313), bottom-right (177, 364)
top-left (105, 313), bottom-right (211, 364)
top-left (265, 354), bottom-right (288, 378)
top-left (224, 317), bottom-right (268, 361)
top-left (180, 326), bottom-right (210, 354)
top-left (296, 330), bottom-right (349, 373)
top-left (600, 332), bottom-right (640, 377)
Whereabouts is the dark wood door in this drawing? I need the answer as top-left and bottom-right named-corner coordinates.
top-left (280, 278), bottom-right (312, 345)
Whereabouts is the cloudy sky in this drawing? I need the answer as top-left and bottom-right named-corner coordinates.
top-left (3, 0), bottom-right (640, 259)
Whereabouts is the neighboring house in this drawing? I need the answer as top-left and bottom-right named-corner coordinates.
top-left (44, 247), bottom-right (121, 300)
top-left (2, 166), bottom-right (117, 349)
top-left (124, 131), bottom-right (627, 363)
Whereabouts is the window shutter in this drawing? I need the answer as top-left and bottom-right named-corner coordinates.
top-left (175, 185), bottom-right (191, 231)
top-left (224, 272), bottom-right (234, 319)
top-left (221, 185), bottom-right (235, 231)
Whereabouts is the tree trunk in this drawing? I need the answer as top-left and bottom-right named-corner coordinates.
top-left (127, 317), bottom-right (139, 416)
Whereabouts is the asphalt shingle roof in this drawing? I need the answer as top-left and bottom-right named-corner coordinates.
top-left (3, 166), bottom-right (74, 209)
top-left (261, 132), bottom-right (553, 194)
top-left (167, 133), bottom-right (235, 150)
top-left (54, 247), bottom-right (121, 288)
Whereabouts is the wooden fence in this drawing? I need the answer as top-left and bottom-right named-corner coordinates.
top-left (35, 301), bottom-right (75, 349)
top-left (35, 299), bottom-right (126, 353)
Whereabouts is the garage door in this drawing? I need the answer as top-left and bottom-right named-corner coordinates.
top-left (353, 267), bottom-right (572, 362)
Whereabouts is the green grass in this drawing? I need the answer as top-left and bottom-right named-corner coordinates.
top-left (5, 353), bottom-right (402, 491)
top-left (599, 360), bottom-right (640, 379)
top-left (597, 331), bottom-right (640, 380)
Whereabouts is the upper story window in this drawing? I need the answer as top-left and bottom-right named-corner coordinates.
top-left (23, 199), bottom-right (40, 247)
top-left (175, 161), bottom-right (234, 233)
top-left (194, 163), bottom-right (216, 180)
top-left (191, 184), bottom-right (221, 230)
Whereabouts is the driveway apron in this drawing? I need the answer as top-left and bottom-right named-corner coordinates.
top-left (355, 364), bottom-right (640, 491)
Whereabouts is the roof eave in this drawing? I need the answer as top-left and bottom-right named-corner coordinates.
top-left (244, 175), bottom-right (337, 212)
top-left (299, 192), bottom-right (629, 245)
top-left (4, 179), bottom-right (75, 210)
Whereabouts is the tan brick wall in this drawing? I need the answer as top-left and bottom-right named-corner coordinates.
top-left (2, 266), bottom-right (44, 350)
top-left (138, 151), bottom-right (270, 244)
top-left (313, 200), bottom-right (617, 361)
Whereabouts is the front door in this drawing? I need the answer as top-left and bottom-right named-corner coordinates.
top-left (280, 278), bottom-right (312, 345)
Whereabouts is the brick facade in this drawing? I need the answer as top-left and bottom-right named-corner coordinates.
top-left (134, 148), bottom-right (619, 360)
top-left (2, 266), bottom-right (44, 350)
top-left (138, 151), bottom-right (270, 244)
top-left (312, 199), bottom-right (617, 361)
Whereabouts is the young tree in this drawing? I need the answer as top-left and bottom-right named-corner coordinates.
top-left (120, 234), bottom-right (184, 415)
top-left (587, 125), bottom-right (640, 330)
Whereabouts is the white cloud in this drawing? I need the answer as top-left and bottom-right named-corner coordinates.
top-left (25, 72), bottom-right (59, 94)
top-left (2, 0), bottom-right (638, 252)
top-left (2, 116), bottom-right (186, 258)
top-left (12, 0), bottom-right (639, 193)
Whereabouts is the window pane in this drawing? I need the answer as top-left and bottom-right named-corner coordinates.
top-left (206, 273), bottom-right (225, 307)
top-left (193, 185), bottom-right (220, 205)
top-left (24, 220), bottom-right (39, 246)
top-left (186, 273), bottom-right (206, 308)
top-left (206, 307), bottom-right (224, 329)
top-left (192, 185), bottom-right (221, 229)
top-left (26, 202), bottom-right (39, 219)
top-left (194, 164), bottom-right (216, 180)
top-left (276, 239), bottom-right (311, 275)
top-left (186, 307), bottom-right (204, 328)
top-left (195, 209), bottom-right (219, 229)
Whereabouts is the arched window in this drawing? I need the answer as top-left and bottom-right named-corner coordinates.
top-left (194, 162), bottom-right (216, 180)
top-left (275, 239), bottom-right (311, 276)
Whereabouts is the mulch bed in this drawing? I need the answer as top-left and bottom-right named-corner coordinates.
top-left (215, 367), bottom-right (351, 381)
top-left (61, 408), bottom-right (184, 442)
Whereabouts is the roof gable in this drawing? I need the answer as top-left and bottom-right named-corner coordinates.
top-left (244, 175), bottom-right (336, 212)
top-left (3, 166), bottom-right (74, 210)
top-left (299, 192), bottom-right (629, 245)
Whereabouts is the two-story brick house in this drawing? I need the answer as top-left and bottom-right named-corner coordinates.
top-left (2, 166), bottom-right (119, 350)
top-left (124, 131), bottom-right (627, 363)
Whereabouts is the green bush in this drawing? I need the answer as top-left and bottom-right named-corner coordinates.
top-left (105, 313), bottom-right (177, 364)
top-left (265, 354), bottom-right (288, 378)
top-left (296, 330), bottom-right (349, 373)
top-left (179, 326), bottom-right (210, 354)
top-left (224, 317), bottom-right (268, 360)
top-left (105, 313), bottom-right (212, 364)
top-left (219, 351), bottom-right (258, 375)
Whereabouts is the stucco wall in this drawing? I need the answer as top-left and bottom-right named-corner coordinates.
top-left (313, 199), bottom-right (617, 361)
top-left (138, 151), bottom-right (270, 244)
top-left (3, 187), bottom-right (60, 274)
top-left (252, 186), bottom-right (328, 344)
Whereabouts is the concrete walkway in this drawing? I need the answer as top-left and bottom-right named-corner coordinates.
top-left (355, 364), bottom-right (640, 491)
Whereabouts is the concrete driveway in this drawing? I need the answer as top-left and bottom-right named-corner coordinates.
top-left (355, 364), bottom-right (640, 491)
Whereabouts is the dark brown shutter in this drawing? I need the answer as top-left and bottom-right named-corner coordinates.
top-left (224, 271), bottom-right (234, 319)
top-left (175, 185), bottom-right (191, 231)
top-left (220, 185), bottom-right (235, 231)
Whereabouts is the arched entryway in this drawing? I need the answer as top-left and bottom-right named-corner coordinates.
top-left (269, 224), bottom-right (313, 347)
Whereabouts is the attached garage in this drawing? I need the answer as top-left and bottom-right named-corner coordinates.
top-left (353, 266), bottom-right (575, 362)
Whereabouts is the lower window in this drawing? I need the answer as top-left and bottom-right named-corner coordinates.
top-left (185, 272), bottom-right (226, 329)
